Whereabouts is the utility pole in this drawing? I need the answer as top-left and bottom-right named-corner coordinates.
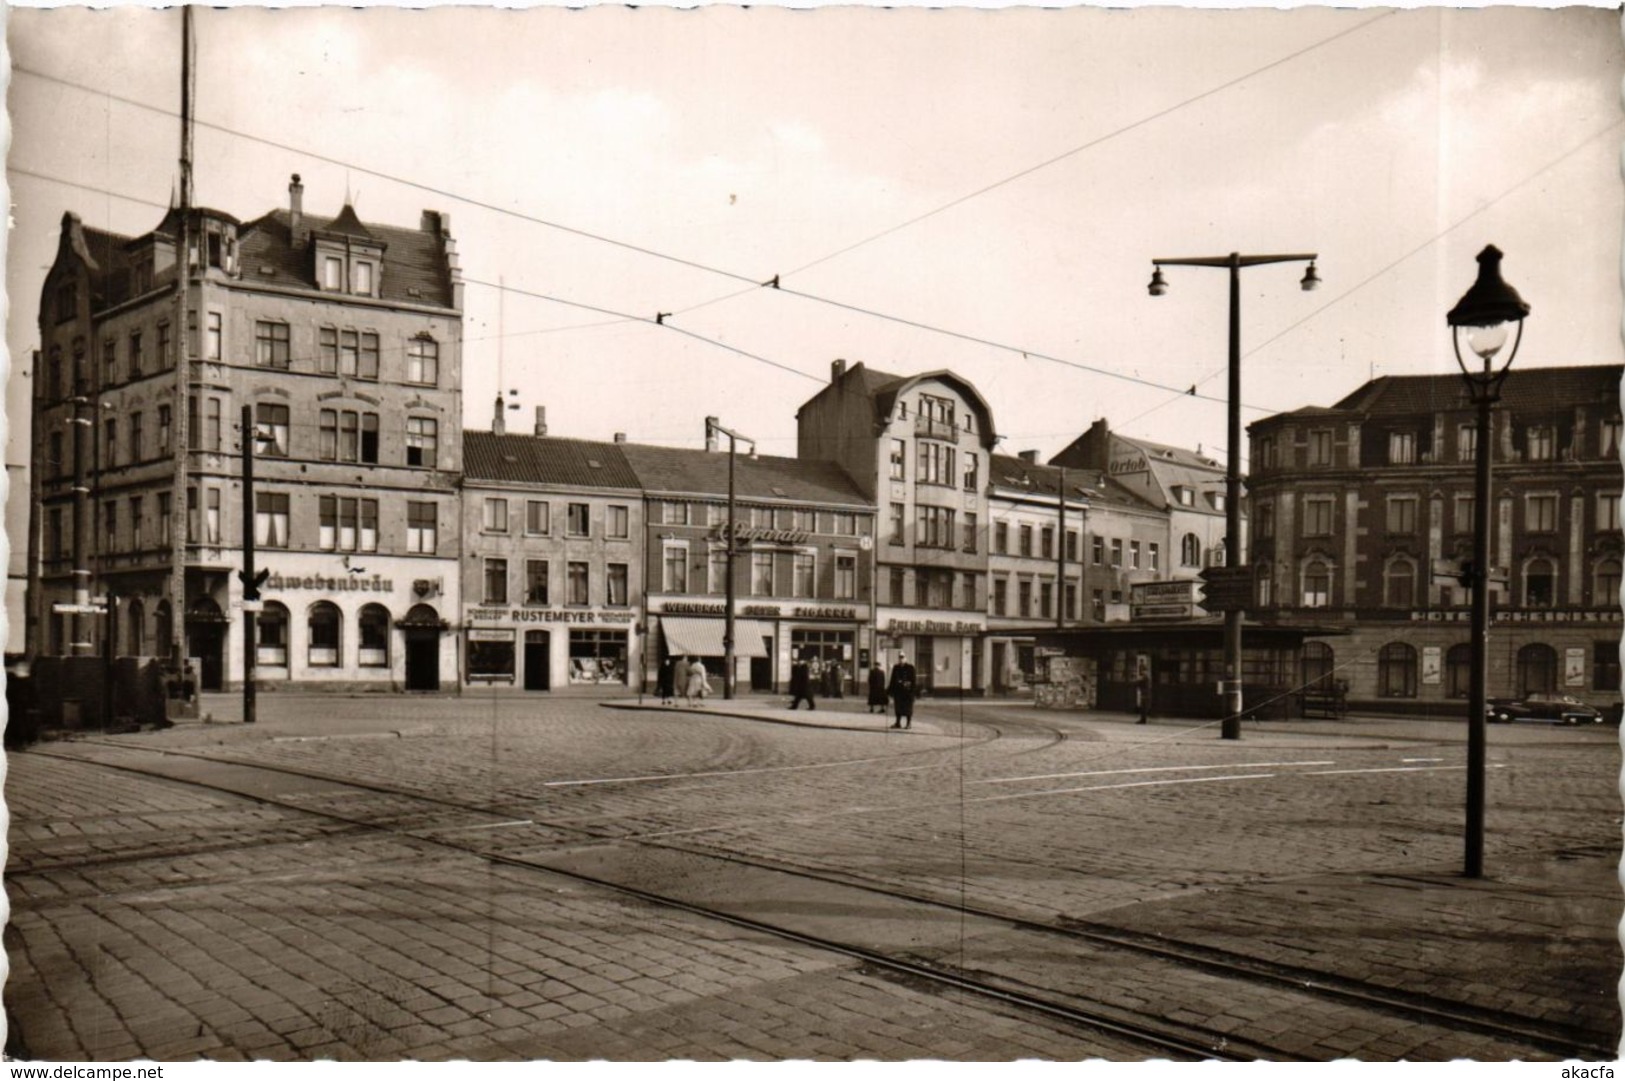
top-left (1056, 464), bottom-right (1067, 628)
top-left (170, 4), bottom-right (195, 670)
top-left (238, 406), bottom-right (268, 723)
top-left (707, 417), bottom-right (754, 700)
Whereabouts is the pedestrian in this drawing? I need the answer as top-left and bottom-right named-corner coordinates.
top-left (656, 655), bottom-right (677, 705)
top-left (888, 654), bottom-right (918, 729)
top-left (686, 656), bottom-right (710, 706)
top-left (831, 662), bottom-right (845, 699)
top-left (867, 664), bottom-right (888, 715)
top-left (788, 655), bottom-right (816, 710)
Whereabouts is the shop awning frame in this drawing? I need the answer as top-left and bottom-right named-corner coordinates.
top-left (659, 616), bottom-right (771, 658)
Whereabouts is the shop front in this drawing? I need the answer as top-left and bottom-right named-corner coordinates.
top-left (463, 604), bottom-right (639, 691)
top-left (874, 609), bottom-right (986, 696)
top-left (649, 600), bottom-right (868, 695)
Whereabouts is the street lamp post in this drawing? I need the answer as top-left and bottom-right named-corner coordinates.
top-left (1149, 252), bottom-right (1320, 740)
top-left (238, 406), bottom-right (271, 725)
top-left (1447, 245), bottom-right (1529, 880)
top-left (706, 417), bottom-right (755, 701)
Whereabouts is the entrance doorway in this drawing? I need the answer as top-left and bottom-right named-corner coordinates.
top-left (524, 630), bottom-right (551, 691)
top-left (750, 635), bottom-right (774, 691)
top-left (186, 599), bottom-right (227, 691)
top-left (402, 604), bottom-right (442, 691)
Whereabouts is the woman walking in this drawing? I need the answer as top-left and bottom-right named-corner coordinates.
top-left (867, 665), bottom-right (889, 715)
top-left (684, 656), bottom-right (710, 707)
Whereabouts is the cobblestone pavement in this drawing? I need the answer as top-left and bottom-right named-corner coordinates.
top-left (7, 691), bottom-right (1619, 1059)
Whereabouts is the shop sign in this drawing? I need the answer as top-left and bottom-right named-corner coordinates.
top-left (743, 605), bottom-right (782, 617)
top-left (710, 522), bottom-right (810, 545)
top-left (665, 602), bottom-right (726, 615)
top-left (265, 573), bottom-right (394, 593)
top-left (1408, 609), bottom-right (1623, 624)
top-left (1422, 646), bottom-right (1441, 684)
top-left (887, 618), bottom-right (983, 635)
top-left (1108, 454), bottom-right (1147, 476)
top-left (1565, 648), bottom-right (1586, 686)
top-left (1132, 603), bottom-right (1194, 620)
top-left (466, 607), bottom-right (635, 625)
top-left (793, 606), bottom-right (856, 620)
top-left (468, 628), bottom-right (514, 642)
top-left (1132, 580), bottom-right (1197, 603)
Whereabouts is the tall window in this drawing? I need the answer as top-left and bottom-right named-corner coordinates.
top-left (1377, 642), bottom-right (1418, 698)
top-left (1181, 533), bottom-right (1200, 566)
top-left (1039, 582), bottom-right (1054, 619)
top-left (1524, 558), bottom-right (1555, 607)
top-left (104, 501), bottom-right (118, 551)
top-left (358, 605), bottom-right (390, 668)
top-left (157, 493), bottom-right (171, 546)
top-left (257, 403), bottom-right (290, 457)
top-left (1303, 497), bottom-right (1335, 536)
top-left (1065, 530), bottom-right (1079, 562)
top-left (607, 505), bottom-right (629, 539)
top-left (916, 506), bottom-right (955, 548)
top-left (1384, 559), bottom-right (1415, 607)
top-left (1458, 423), bottom-right (1477, 461)
top-left (1307, 429), bottom-right (1333, 466)
top-left (889, 502), bottom-right (905, 546)
top-left (156, 405), bottom-right (172, 453)
top-left (407, 336), bottom-right (439, 384)
top-left (835, 554), bottom-right (856, 600)
top-left (254, 321), bottom-right (290, 369)
top-left (129, 331), bottom-right (144, 377)
top-left (1129, 540), bottom-right (1140, 570)
top-left (157, 322), bottom-right (171, 369)
top-left (1454, 492), bottom-right (1475, 532)
top-left (1594, 560), bottom-right (1620, 606)
top-left (308, 603), bottom-right (341, 667)
top-left (255, 492), bottom-right (290, 548)
top-left (1018, 579), bottom-right (1032, 618)
top-left (320, 497), bottom-right (379, 552)
top-left (1525, 425), bottom-right (1555, 462)
top-left (567, 503), bottom-right (590, 537)
top-left (662, 543), bottom-right (688, 592)
top-left (889, 439), bottom-right (906, 480)
top-left (1526, 494), bottom-right (1558, 532)
top-left (103, 419), bottom-right (117, 469)
top-left (890, 567), bottom-right (906, 606)
top-left (1041, 526), bottom-right (1055, 559)
top-left (606, 563), bottom-right (629, 607)
top-left (406, 501), bottom-right (437, 553)
top-left (258, 603), bottom-right (289, 666)
top-left (1387, 431), bottom-right (1416, 464)
top-left (1256, 502), bottom-right (1274, 539)
top-left (1602, 417), bottom-right (1622, 458)
top-left (916, 441), bottom-right (955, 485)
top-left (204, 398), bottom-right (222, 452)
top-left (1446, 643), bottom-right (1472, 698)
top-left (1599, 492), bottom-right (1619, 532)
top-left (1110, 538), bottom-right (1123, 567)
top-left (205, 312), bottom-right (222, 361)
top-left (1148, 542), bottom-right (1160, 572)
top-left (129, 413), bottom-right (143, 463)
top-left (567, 562), bottom-right (589, 606)
top-left (323, 257), bottom-right (343, 290)
top-left (1386, 495), bottom-right (1418, 534)
top-left (130, 496), bottom-right (144, 550)
top-left (1303, 561), bottom-right (1331, 608)
top-left (963, 512), bottom-right (978, 553)
top-left (1594, 641), bottom-right (1621, 692)
top-left (319, 328), bottom-right (339, 373)
top-left (1018, 524), bottom-right (1033, 557)
top-left (353, 262), bottom-right (374, 295)
top-left (709, 550), bottom-right (729, 595)
top-left (484, 559), bottom-right (509, 605)
top-left (483, 498), bottom-right (509, 533)
top-left (995, 522), bottom-right (1010, 555)
top-left (962, 453), bottom-right (979, 491)
top-left (1092, 536), bottom-right (1104, 565)
top-left (205, 488), bottom-right (222, 544)
top-left (525, 560), bottom-right (549, 605)
top-left (993, 578), bottom-right (1008, 616)
top-left (751, 552), bottom-right (774, 595)
top-left (792, 552), bottom-right (816, 596)
top-left (406, 417), bottom-right (438, 467)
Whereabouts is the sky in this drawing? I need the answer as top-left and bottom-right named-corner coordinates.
top-left (6, 4), bottom-right (1622, 472)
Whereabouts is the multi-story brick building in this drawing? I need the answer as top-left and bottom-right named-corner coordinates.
top-left (28, 175), bottom-right (464, 691)
top-left (797, 360), bottom-right (996, 694)
top-left (1247, 364), bottom-right (1623, 713)
top-left (622, 438), bottom-right (874, 695)
top-left (460, 419), bottom-right (644, 691)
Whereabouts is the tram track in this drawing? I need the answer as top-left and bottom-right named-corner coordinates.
top-left (18, 738), bottom-right (1600, 1059)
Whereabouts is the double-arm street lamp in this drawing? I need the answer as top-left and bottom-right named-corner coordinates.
top-left (1447, 245), bottom-right (1529, 879)
top-left (706, 417), bottom-right (755, 701)
top-left (1148, 252), bottom-right (1320, 740)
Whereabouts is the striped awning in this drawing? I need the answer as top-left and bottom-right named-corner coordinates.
top-left (660, 616), bottom-right (770, 659)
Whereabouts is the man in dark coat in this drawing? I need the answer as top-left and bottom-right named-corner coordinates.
top-left (656, 655), bottom-right (677, 705)
top-left (788, 656), bottom-right (816, 710)
top-left (888, 654), bottom-right (918, 729)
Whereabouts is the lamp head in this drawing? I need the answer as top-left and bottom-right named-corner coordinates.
top-left (1147, 266), bottom-right (1168, 297)
top-left (1448, 246), bottom-right (1530, 359)
top-left (1300, 262), bottom-right (1321, 292)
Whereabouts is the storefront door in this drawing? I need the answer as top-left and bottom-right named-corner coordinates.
top-left (405, 631), bottom-right (440, 691)
top-left (188, 624), bottom-right (224, 691)
top-left (524, 630), bottom-right (551, 691)
top-left (750, 635), bottom-right (774, 691)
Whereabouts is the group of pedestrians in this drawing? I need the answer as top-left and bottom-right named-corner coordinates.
top-left (655, 654), bottom-right (712, 707)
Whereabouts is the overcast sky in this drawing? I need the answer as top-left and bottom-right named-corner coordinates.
top-left (7, 5), bottom-right (1621, 468)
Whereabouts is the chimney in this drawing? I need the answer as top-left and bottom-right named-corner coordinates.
top-left (289, 174), bottom-right (306, 245)
top-left (613, 432), bottom-right (627, 444)
top-left (492, 394), bottom-right (506, 436)
top-left (704, 416), bottom-right (719, 452)
top-left (831, 358), bottom-right (847, 383)
top-left (533, 406), bottom-right (547, 437)
top-left (1018, 450), bottom-right (1039, 464)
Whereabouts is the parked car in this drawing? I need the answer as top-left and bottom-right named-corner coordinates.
top-left (1487, 693), bottom-right (1605, 725)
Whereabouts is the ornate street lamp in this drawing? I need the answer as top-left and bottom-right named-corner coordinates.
top-left (1148, 251), bottom-right (1319, 739)
top-left (1447, 244), bottom-right (1529, 879)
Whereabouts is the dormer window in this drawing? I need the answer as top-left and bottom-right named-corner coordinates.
top-left (323, 257), bottom-right (343, 291)
top-left (1174, 486), bottom-right (1195, 507)
top-left (353, 262), bottom-right (374, 295)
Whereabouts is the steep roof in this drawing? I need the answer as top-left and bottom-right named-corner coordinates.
top-left (620, 443), bottom-right (868, 507)
top-left (1332, 364), bottom-right (1622, 416)
top-left (988, 454), bottom-right (1160, 512)
top-left (240, 209), bottom-right (451, 307)
top-left (799, 361), bottom-right (999, 446)
top-left (462, 432), bottom-right (640, 490)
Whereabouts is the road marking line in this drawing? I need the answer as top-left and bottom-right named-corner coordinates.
top-left (430, 819), bottom-right (535, 833)
top-left (1400, 757), bottom-right (1446, 763)
top-left (1302, 765), bottom-right (1463, 776)
top-left (973, 760), bottom-right (1334, 785)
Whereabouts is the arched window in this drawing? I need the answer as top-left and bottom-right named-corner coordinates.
top-left (1516, 643), bottom-right (1557, 697)
top-left (1301, 641), bottom-right (1334, 691)
top-left (1384, 558), bottom-right (1416, 608)
top-left (308, 602), bottom-right (341, 667)
top-left (1524, 558), bottom-right (1555, 607)
top-left (1181, 533), bottom-right (1201, 567)
top-left (358, 604), bottom-right (390, 668)
top-left (258, 602), bottom-right (289, 667)
top-left (1302, 560), bottom-right (1331, 608)
top-left (127, 599), bottom-right (145, 656)
top-left (1377, 642), bottom-right (1418, 698)
top-left (1594, 559), bottom-right (1620, 607)
top-left (1445, 643), bottom-right (1472, 699)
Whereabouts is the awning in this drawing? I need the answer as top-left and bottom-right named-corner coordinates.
top-left (660, 616), bottom-right (770, 659)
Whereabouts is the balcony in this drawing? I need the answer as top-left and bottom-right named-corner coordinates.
top-left (914, 416), bottom-right (958, 441)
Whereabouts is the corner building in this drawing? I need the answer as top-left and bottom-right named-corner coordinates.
top-left (1247, 364), bottom-right (1623, 713)
top-left (28, 175), bottom-right (464, 691)
top-left (797, 360), bottom-right (996, 694)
